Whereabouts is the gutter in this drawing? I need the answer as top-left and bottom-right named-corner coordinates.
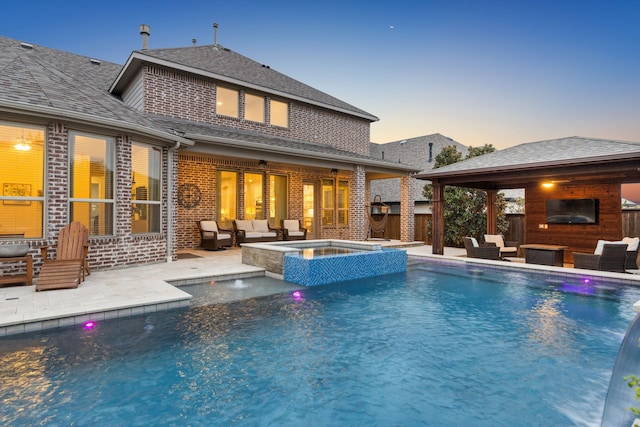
top-left (0, 100), bottom-right (195, 147)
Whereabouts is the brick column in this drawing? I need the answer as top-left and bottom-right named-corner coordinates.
top-left (350, 165), bottom-right (367, 241)
top-left (400, 174), bottom-right (415, 242)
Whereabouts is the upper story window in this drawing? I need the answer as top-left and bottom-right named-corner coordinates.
top-left (270, 99), bottom-right (289, 128)
top-left (131, 142), bottom-right (161, 234)
top-left (216, 86), bottom-right (239, 118)
top-left (0, 122), bottom-right (45, 238)
top-left (245, 93), bottom-right (265, 123)
top-left (69, 131), bottom-right (115, 236)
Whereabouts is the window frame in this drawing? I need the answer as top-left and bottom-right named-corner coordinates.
top-left (68, 130), bottom-right (116, 236)
top-left (216, 86), bottom-right (239, 118)
top-left (131, 142), bottom-right (162, 234)
top-left (245, 93), bottom-right (265, 123)
top-left (269, 99), bottom-right (289, 128)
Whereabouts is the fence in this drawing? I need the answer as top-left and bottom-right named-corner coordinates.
top-left (378, 210), bottom-right (640, 245)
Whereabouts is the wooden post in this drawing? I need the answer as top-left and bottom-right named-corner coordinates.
top-left (431, 181), bottom-right (444, 255)
top-left (486, 189), bottom-right (497, 235)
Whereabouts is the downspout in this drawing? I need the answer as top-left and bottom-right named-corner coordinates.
top-left (167, 141), bottom-right (181, 262)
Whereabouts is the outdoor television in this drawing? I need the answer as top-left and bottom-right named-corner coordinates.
top-left (546, 198), bottom-right (599, 224)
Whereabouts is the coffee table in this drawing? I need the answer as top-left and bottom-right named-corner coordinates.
top-left (520, 244), bottom-right (569, 267)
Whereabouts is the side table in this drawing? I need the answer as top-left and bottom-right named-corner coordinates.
top-left (0, 255), bottom-right (33, 286)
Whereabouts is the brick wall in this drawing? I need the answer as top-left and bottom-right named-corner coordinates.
top-left (142, 65), bottom-right (372, 157)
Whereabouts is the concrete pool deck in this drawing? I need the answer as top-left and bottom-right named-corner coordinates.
top-left (1, 241), bottom-right (639, 336)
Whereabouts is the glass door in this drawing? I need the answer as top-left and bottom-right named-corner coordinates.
top-left (303, 182), bottom-right (318, 239)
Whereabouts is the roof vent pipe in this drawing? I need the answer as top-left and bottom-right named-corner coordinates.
top-left (192, 38), bottom-right (197, 46)
top-left (213, 23), bottom-right (219, 47)
top-left (139, 24), bottom-right (150, 50)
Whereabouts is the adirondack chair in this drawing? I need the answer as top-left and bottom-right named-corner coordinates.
top-left (36, 222), bottom-right (90, 291)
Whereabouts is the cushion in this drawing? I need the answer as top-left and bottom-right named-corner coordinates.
top-left (594, 240), bottom-right (607, 255)
top-left (235, 220), bottom-right (253, 232)
top-left (484, 235), bottom-right (504, 248)
top-left (283, 220), bottom-right (300, 232)
top-left (623, 237), bottom-right (640, 251)
top-left (217, 233), bottom-right (232, 240)
top-left (470, 237), bottom-right (479, 247)
top-left (0, 244), bottom-right (29, 258)
top-left (252, 220), bottom-right (270, 233)
top-left (288, 231), bottom-right (305, 237)
top-left (245, 231), bottom-right (263, 239)
top-left (199, 221), bottom-right (218, 232)
top-left (261, 232), bottom-right (278, 238)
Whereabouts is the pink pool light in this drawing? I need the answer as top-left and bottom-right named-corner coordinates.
top-left (292, 291), bottom-right (303, 301)
top-left (83, 321), bottom-right (96, 330)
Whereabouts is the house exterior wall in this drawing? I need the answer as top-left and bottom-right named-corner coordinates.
top-left (141, 65), bottom-right (372, 156)
top-left (37, 121), bottom-right (172, 274)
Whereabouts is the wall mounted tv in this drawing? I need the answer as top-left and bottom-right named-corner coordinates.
top-left (546, 198), bottom-right (599, 224)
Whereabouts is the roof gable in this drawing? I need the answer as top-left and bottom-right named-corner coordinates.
top-left (110, 44), bottom-right (378, 121)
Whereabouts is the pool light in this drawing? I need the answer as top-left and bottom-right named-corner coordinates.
top-left (83, 321), bottom-right (96, 330)
top-left (292, 291), bottom-right (303, 301)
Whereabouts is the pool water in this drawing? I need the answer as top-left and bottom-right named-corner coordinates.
top-left (1, 260), bottom-right (638, 426)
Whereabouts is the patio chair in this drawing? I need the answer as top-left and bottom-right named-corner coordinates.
top-left (484, 234), bottom-right (519, 257)
top-left (197, 220), bottom-right (233, 250)
top-left (463, 237), bottom-right (501, 260)
top-left (572, 242), bottom-right (628, 273)
top-left (281, 219), bottom-right (307, 241)
top-left (622, 237), bottom-right (640, 270)
top-left (36, 221), bottom-right (89, 291)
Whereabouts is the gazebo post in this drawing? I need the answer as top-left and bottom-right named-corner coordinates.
top-left (486, 189), bottom-right (497, 235)
top-left (431, 181), bottom-right (444, 255)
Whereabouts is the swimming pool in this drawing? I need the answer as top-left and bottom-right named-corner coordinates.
top-left (1, 259), bottom-right (638, 426)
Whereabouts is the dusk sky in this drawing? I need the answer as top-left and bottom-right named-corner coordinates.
top-left (4, 1), bottom-right (640, 198)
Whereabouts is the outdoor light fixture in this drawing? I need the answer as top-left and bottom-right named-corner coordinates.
top-left (259, 160), bottom-right (267, 168)
top-left (331, 168), bottom-right (338, 175)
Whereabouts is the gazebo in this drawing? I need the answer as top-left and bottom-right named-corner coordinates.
top-left (413, 137), bottom-right (640, 260)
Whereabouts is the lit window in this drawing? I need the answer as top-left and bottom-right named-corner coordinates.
top-left (0, 123), bottom-right (45, 238)
top-left (131, 143), bottom-right (161, 234)
top-left (269, 175), bottom-right (288, 226)
top-left (244, 172), bottom-right (264, 219)
top-left (338, 180), bottom-right (349, 225)
top-left (216, 86), bottom-right (239, 118)
top-left (216, 170), bottom-right (237, 228)
top-left (322, 179), bottom-right (334, 226)
top-left (270, 99), bottom-right (289, 127)
top-left (69, 132), bottom-right (115, 235)
top-left (245, 93), bottom-right (265, 123)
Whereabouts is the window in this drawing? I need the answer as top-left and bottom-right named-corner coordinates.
top-left (338, 180), bottom-right (349, 225)
top-left (0, 123), bottom-right (45, 238)
top-left (131, 143), bottom-right (161, 234)
top-left (321, 179), bottom-right (334, 226)
top-left (270, 99), bottom-right (289, 127)
top-left (245, 93), bottom-right (265, 123)
top-left (269, 175), bottom-right (288, 226)
top-left (216, 86), bottom-right (239, 118)
top-left (216, 170), bottom-right (237, 228)
top-left (69, 131), bottom-right (115, 235)
top-left (321, 178), bottom-right (349, 226)
top-left (244, 172), bottom-right (264, 219)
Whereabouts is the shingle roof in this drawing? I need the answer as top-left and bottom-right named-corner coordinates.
top-left (115, 44), bottom-right (378, 121)
top-left (416, 136), bottom-right (640, 177)
top-left (0, 36), bottom-right (158, 128)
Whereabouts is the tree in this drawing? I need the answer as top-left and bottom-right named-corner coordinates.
top-left (424, 144), bottom-right (509, 247)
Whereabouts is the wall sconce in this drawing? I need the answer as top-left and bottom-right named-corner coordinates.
top-left (331, 168), bottom-right (338, 176)
top-left (259, 160), bottom-right (267, 168)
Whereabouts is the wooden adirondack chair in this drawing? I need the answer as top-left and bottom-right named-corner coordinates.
top-left (36, 222), bottom-right (90, 291)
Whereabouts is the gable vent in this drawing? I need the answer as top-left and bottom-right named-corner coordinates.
top-left (20, 42), bottom-right (34, 49)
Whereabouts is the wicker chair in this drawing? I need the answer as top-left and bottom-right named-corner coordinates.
top-left (572, 243), bottom-right (628, 273)
top-left (484, 234), bottom-right (519, 257)
top-left (281, 220), bottom-right (307, 241)
top-left (197, 220), bottom-right (233, 250)
top-left (623, 237), bottom-right (640, 270)
top-left (463, 237), bottom-right (501, 260)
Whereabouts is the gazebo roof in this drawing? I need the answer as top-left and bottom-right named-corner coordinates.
top-left (413, 136), bottom-right (640, 189)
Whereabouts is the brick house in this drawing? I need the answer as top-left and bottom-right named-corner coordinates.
top-left (0, 31), bottom-right (416, 273)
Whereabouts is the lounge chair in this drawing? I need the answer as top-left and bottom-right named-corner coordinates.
top-left (197, 220), bottom-right (233, 250)
top-left (37, 221), bottom-right (89, 291)
top-left (484, 234), bottom-right (519, 257)
top-left (463, 237), bottom-right (501, 260)
top-left (572, 242), bottom-right (628, 273)
top-left (622, 237), bottom-right (640, 270)
top-left (281, 220), bottom-right (307, 241)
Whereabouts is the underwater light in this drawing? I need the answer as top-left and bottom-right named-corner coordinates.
top-left (83, 321), bottom-right (96, 330)
top-left (583, 278), bottom-right (591, 284)
top-left (292, 291), bottom-right (303, 301)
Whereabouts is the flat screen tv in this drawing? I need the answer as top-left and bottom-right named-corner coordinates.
top-left (546, 198), bottom-right (598, 224)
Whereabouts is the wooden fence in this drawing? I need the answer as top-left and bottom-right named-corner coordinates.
top-left (378, 210), bottom-right (640, 246)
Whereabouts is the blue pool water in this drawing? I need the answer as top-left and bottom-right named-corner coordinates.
top-left (1, 260), bottom-right (639, 426)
